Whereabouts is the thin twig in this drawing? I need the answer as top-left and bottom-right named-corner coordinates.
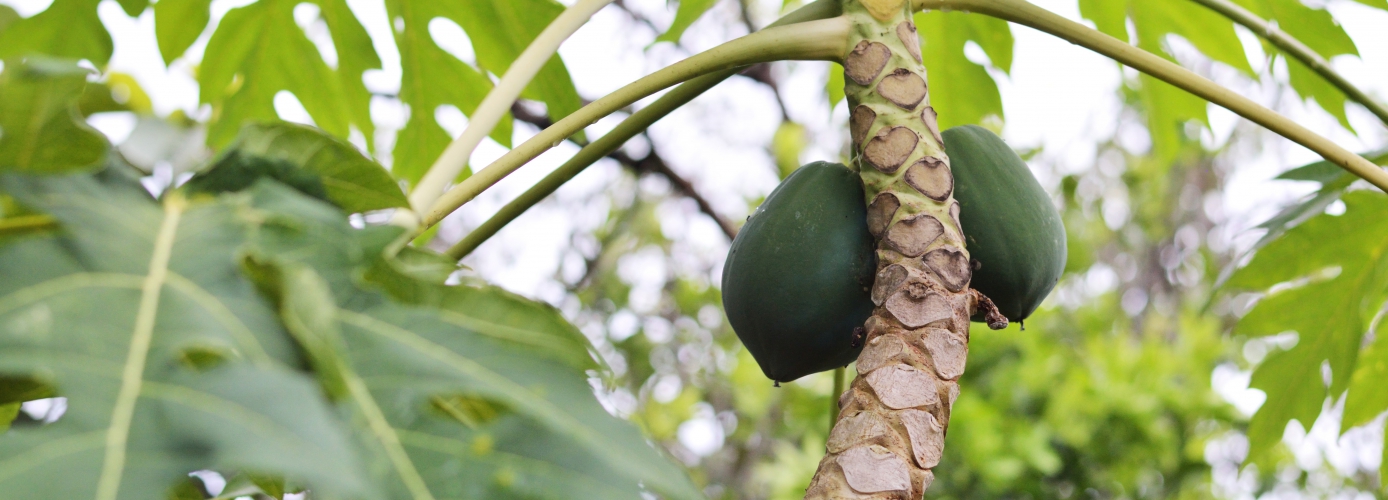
top-left (510, 103), bottom-right (739, 239)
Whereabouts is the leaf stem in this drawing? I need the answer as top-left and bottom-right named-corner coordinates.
top-left (441, 0), bottom-right (844, 258)
top-left (417, 16), bottom-right (852, 231)
top-left (404, 0), bottom-right (617, 226)
top-left (912, 0), bottom-right (1388, 193)
top-left (1185, 0), bottom-right (1388, 126)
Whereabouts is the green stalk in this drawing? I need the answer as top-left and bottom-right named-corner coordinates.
top-left (418, 16), bottom-right (852, 231)
top-left (911, 0), bottom-right (1388, 193)
top-left (1186, 0), bottom-right (1388, 126)
top-left (830, 366), bottom-right (845, 435)
top-left (444, 0), bottom-right (844, 259)
top-left (405, 0), bottom-right (617, 226)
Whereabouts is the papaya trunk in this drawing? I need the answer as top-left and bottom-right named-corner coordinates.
top-left (803, 1), bottom-right (1005, 498)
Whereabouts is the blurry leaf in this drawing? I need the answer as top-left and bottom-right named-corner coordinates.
top-left (154, 0), bottom-right (212, 65)
top-left (915, 9), bottom-right (1011, 129)
top-left (772, 121), bottom-right (806, 178)
top-left (656, 0), bottom-right (720, 44)
top-left (0, 174), bottom-right (371, 499)
top-left (0, 377), bottom-right (55, 405)
top-left (313, 0), bottom-right (382, 148)
top-left (79, 73), bottom-right (153, 116)
top-left (1348, 0), bottom-right (1388, 9)
top-left (0, 5), bottom-right (18, 33)
top-left (1081, 1), bottom-right (1252, 159)
top-left (167, 477), bottom-right (209, 500)
top-left (1225, 191), bottom-right (1388, 463)
top-left (0, 402), bottom-right (19, 433)
top-left (1235, 0), bottom-right (1360, 129)
top-left (115, 0), bottom-right (149, 17)
top-left (384, 0), bottom-right (512, 183)
top-left (826, 62), bottom-right (844, 109)
top-left (119, 117), bottom-right (208, 174)
top-left (184, 122), bottom-right (404, 212)
top-left (447, 0), bottom-right (583, 124)
top-left (199, 0), bottom-right (362, 147)
top-left (0, 0), bottom-right (112, 65)
top-left (0, 58), bottom-right (109, 173)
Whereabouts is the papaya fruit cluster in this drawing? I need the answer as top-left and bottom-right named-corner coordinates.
top-left (722, 127), bottom-right (1065, 383)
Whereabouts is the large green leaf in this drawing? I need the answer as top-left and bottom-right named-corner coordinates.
top-left (198, 0), bottom-right (369, 147)
top-left (0, 174), bottom-right (369, 499)
top-left (153, 0), bottom-right (212, 65)
top-left (384, 0), bottom-right (512, 183)
top-left (656, 0), bottom-right (721, 45)
top-left (237, 184), bottom-right (699, 500)
top-left (313, 0), bottom-right (382, 148)
top-left (1225, 191), bottom-right (1388, 463)
top-left (189, 122), bottom-right (408, 212)
top-left (0, 0), bottom-right (112, 66)
top-left (0, 59), bottom-right (109, 173)
top-left (915, 9), bottom-right (1013, 129)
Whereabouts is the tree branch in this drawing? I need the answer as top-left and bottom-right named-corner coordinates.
top-left (511, 102), bottom-right (739, 240)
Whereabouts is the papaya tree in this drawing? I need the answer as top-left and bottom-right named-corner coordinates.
top-left (0, 0), bottom-right (1386, 498)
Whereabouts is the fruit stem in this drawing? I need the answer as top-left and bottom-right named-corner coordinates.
top-left (413, 16), bottom-right (852, 234)
top-left (401, 0), bottom-right (617, 230)
top-left (912, 0), bottom-right (1388, 193)
top-left (1185, 0), bottom-right (1388, 127)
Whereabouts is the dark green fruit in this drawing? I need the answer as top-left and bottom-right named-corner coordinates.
top-left (943, 125), bottom-right (1066, 323)
top-left (722, 162), bottom-right (876, 383)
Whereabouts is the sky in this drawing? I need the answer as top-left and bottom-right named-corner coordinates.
top-left (5, 0), bottom-right (1388, 495)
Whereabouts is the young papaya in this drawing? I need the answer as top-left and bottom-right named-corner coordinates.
top-left (721, 162), bottom-right (876, 383)
top-left (943, 125), bottom-right (1066, 323)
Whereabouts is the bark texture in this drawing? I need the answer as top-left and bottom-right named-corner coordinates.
top-left (803, 1), bottom-right (1006, 498)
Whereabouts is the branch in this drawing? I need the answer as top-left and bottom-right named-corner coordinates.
top-left (911, 0), bottom-right (1388, 193)
top-left (419, 15), bottom-right (852, 232)
top-left (510, 103), bottom-right (739, 239)
top-left (404, 0), bottom-right (616, 226)
top-left (1186, 0), bottom-right (1388, 126)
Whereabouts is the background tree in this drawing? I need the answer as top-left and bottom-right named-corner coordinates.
top-left (0, 0), bottom-right (1386, 498)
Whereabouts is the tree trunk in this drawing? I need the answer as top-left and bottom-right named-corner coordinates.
top-left (803, 1), bottom-right (1006, 498)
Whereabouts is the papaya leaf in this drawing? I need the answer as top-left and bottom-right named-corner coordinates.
top-left (1234, 0), bottom-right (1360, 130)
top-left (0, 402), bottom-right (18, 433)
top-left (193, 122), bottom-right (407, 212)
top-left (1225, 191), bottom-right (1388, 464)
top-left (0, 59), bottom-right (109, 174)
top-left (312, 0), bottom-right (381, 147)
top-left (0, 0), bottom-right (111, 65)
top-left (656, 0), bottom-right (721, 45)
top-left (0, 173), bottom-right (370, 499)
top-left (826, 62), bottom-right (845, 109)
top-left (914, 9), bottom-right (1011, 130)
top-left (0, 6), bottom-right (18, 33)
top-left (1348, 0), bottom-right (1388, 10)
top-left (446, 0), bottom-right (583, 123)
top-left (198, 0), bottom-right (362, 147)
top-left (384, 0), bottom-right (511, 183)
top-left (235, 187), bottom-right (694, 499)
top-left (153, 0), bottom-right (212, 65)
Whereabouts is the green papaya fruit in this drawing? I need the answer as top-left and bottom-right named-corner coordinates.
top-left (944, 125), bottom-right (1066, 322)
top-left (722, 162), bottom-right (876, 383)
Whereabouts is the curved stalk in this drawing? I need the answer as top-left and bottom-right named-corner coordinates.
top-left (418, 16), bottom-right (852, 230)
top-left (1186, 0), bottom-right (1388, 126)
top-left (444, 72), bottom-right (731, 259)
top-left (443, 0), bottom-right (844, 258)
top-left (405, 0), bottom-right (617, 225)
top-left (912, 0), bottom-right (1388, 192)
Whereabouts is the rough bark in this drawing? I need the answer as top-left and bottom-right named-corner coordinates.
top-left (803, 1), bottom-right (1006, 498)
